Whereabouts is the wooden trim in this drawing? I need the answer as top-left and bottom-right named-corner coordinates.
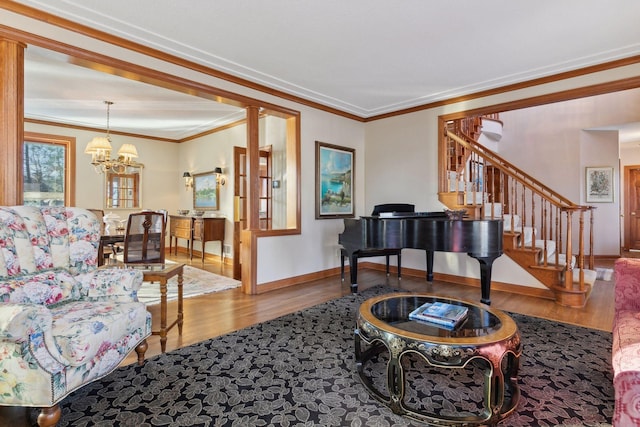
top-left (623, 165), bottom-right (640, 251)
top-left (440, 75), bottom-right (640, 121)
top-left (23, 131), bottom-right (76, 206)
top-left (0, 37), bottom-right (25, 205)
top-left (2, 4), bottom-right (640, 123)
top-left (437, 75), bottom-right (640, 197)
top-left (178, 118), bottom-right (248, 143)
top-left (366, 55), bottom-right (640, 122)
top-left (362, 262), bottom-right (556, 300)
top-left (0, 4), bottom-right (364, 122)
top-left (255, 267), bottom-right (341, 294)
top-left (0, 23), bottom-right (304, 117)
top-left (240, 228), bottom-right (258, 294)
top-left (27, 113), bottom-right (251, 144)
top-left (25, 118), bottom-right (180, 143)
top-left (246, 106), bottom-right (261, 230)
top-left (259, 261), bottom-right (556, 300)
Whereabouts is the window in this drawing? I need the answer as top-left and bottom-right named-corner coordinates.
top-left (22, 132), bottom-right (75, 206)
top-left (105, 166), bottom-right (142, 209)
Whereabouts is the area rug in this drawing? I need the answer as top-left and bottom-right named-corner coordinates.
top-left (51, 285), bottom-right (614, 426)
top-left (596, 267), bottom-right (614, 281)
top-left (136, 265), bottom-right (241, 305)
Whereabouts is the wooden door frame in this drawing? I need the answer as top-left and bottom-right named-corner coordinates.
top-left (623, 165), bottom-right (640, 251)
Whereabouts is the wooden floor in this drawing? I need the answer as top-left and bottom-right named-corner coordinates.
top-left (1, 252), bottom-right (621, 426)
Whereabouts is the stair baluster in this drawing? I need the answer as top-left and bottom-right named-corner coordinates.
top-left (439, 119), bottom-right (596, 307)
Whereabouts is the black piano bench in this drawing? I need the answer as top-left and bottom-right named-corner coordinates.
top-left (340, 248), bottom-right (402, 293)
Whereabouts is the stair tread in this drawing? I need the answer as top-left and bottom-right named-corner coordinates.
top-left (573, 268), bottom-right (597, 286)
top-left (529, 264), bottom-right (564, 272)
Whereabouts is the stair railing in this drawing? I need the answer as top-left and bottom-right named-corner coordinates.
top-left (443, 125), bottom-right (595, 294)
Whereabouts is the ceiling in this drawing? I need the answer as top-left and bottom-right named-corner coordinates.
top-left (13, 0), bottom-right (640, 141)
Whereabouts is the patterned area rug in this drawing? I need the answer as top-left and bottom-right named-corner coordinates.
top-left (51, 285), bottom-right (613, 426)
top-left (136, 265), bottom-right (240, 305)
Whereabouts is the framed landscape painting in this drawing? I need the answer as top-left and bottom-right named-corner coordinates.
top-left (315, 141), bottom-right (355, 219)
top-left (586, 166), bottom-right (614, 203)
top-left (193, 170), bottom-right (220, 210)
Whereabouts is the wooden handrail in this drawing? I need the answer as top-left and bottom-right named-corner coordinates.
top-left (445, 129), bottom-right (583, 209)
top-left (442, 118), bottom-right (596, 304)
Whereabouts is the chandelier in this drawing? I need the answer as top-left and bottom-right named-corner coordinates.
top-left (85, 101), bottom-right (142, 173)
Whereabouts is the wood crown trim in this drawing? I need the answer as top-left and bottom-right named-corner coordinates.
top-left (0, 2), bottom-right (364, 122)
top-left (2, 2), bottom-right (640, 123)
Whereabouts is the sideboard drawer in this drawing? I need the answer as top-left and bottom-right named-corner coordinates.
top-left (173, 227), bottom-right (191, 239)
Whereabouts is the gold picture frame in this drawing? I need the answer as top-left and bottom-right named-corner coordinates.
top-left (193, 170), bottom-right (220, 210)
top-left (315, 141), bottom-right (355, 219)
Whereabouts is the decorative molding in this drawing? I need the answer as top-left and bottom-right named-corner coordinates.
top-left (1, 3), bottom-right (639, 123)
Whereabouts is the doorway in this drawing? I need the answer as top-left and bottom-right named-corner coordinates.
top-left (624, 165), bottom-right (640, 251)
top-left (232, 146), bottom-right (273, 280)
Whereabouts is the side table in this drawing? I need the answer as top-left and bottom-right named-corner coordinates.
top-left (142, 263), bottom-right (185, 353)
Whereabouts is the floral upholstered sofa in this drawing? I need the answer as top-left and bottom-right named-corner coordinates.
top-left (0, 206), bottom-right (151, 427)
top-left (612, 257), bottom-right (640, 426)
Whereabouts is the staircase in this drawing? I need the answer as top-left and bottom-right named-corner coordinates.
top-left (438, 116), bottom-right (596, 308)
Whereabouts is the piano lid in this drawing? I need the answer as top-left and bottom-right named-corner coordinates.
top-left (375, 211), bottom-right (449, 219)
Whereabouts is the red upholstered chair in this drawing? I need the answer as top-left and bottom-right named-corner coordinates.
top-left (612, 258), bottom-right (640, 426)
top-left (340, 203), bottom-right (415, 284)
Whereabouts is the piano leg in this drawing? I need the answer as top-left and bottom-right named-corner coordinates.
top-left (425, 251), bottom-right (434, 282)
top-left (384, 255), bottom-right (390, 276)
top-left (350, 254), bottom-right (359, 294)
top-left (475, 256), bottom-right (498, 305)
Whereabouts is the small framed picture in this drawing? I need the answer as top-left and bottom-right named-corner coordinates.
top-left (586, 167), bottom-right (614, 203)
top-left (193, 170), bottom-right (220, 210)
top-left (315, 141), bottom-right (355, 219)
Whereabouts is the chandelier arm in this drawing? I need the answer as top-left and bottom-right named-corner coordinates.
top-left (86, 101), bottom-right (141, 174)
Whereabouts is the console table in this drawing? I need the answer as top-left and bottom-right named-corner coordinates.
top-left (169, 215), bottom-right (225, 263)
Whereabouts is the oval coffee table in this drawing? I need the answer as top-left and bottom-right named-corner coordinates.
top-left (355, 293), bottom-right (521, 425)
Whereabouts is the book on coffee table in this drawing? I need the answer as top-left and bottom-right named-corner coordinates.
top-left (409, 301), bottom-right (468, 329)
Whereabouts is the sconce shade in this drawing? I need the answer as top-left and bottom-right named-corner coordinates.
top-left (183, 172), bottom-right (192, 178)
top-left (214, 167), bottom-right (226, 185)
top-left (117, 144), bottom-right (138, 159)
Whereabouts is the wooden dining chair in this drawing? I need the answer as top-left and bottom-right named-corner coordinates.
top-left (123, 211), bottom-right (166, 268)
top-left (87, 208), bottom-right (114, 265)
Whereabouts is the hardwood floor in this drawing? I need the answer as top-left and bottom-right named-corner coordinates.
top-left (123, 251), bottom-right (617, 365)
top-left (1, 252), bottom-right (619, 426)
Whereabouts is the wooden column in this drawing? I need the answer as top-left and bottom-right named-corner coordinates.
top-left (245, 105), bottom-right (260, 230)
top-left (241, 105), bottom-right (261, 294)
top-left (0, 38), bottom-right (25, 206)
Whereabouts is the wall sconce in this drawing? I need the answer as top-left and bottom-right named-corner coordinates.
top-left (183, 172), bottom-right (193, 190)
top-left (214, 167), bottom-right (226, 185)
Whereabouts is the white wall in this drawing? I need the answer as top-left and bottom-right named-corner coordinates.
top-left (25, 121), bottom-right (181, 215)
top-left (258, 107), bottom-right (365, 284)
top-left (177, 124), bottom-right (243, 258)
top-left (362, 70), bottom-right (640, 288)
top-left (8, 8), bottom-right (640, 290)
top-left (580, 130), bottom-right (620, 255)
top-left (496, 90), bottom-right (640, 256)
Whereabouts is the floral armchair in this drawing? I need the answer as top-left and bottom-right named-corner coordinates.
top-left (0, 206), bottom-right (151, 427)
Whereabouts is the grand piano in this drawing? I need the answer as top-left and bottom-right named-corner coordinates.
top-left (338, 212), bottom-right (503, 304)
